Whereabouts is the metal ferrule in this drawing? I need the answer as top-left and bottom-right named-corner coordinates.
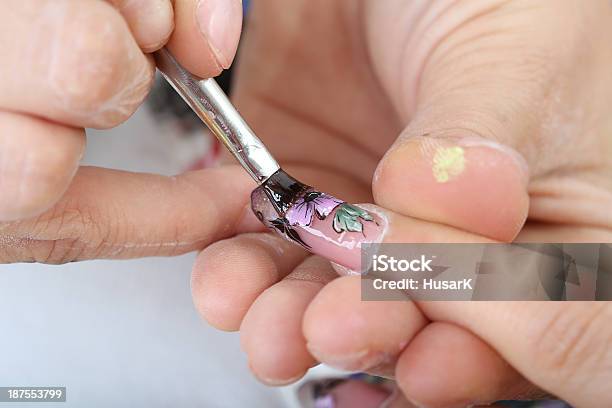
top-left (154, 48), bottom-right (280, 183)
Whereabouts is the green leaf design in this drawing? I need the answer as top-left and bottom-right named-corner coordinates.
top-left (332, 204), bottom-right (374, 233)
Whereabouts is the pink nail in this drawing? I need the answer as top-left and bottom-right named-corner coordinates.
top-left (196, 0), bottom-right (242, 69)
top-left (251, 186), bottom-right (386, 271)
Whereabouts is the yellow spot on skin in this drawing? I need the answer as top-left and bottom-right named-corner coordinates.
top-left (432, 146), bottom-right (465, 183)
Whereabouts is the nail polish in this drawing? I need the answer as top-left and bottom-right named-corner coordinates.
top-left (299, 375), bottom-right (395, 408)
top-left (251, 170), bottom-right (386, 271)
top-left (314, 394), bottom-right (336, 408)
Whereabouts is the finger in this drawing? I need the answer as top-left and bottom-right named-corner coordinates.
top-left (167, 0), bottom-right (243, 77)
top-left (252, 184), bottom-right (492, 272)
top-left (374, 136), bottom-right (529, 241)
top-left (0, 111), bottom-right (84, 221)
top-left (0, 165), bottom-right (256, 263)
top-left (109, 0), bottom-right (174, 52)
top-left (419, 302), bottom-right (612, 407)
top-left (396, 322), bottom-right (546, 408)
top-left (364, 1), bottom-right (595, 240)
top-left (303, 276), bottom-right (428, 376)
top-left (191, 233), bottom-right (307, 331)
top-left (1, 0), bottom-right (154, 128)
top-left (240, 256), bottom-right (336, 385)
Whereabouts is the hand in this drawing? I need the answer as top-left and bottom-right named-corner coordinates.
top-left (0, 0), bottom-right (246, 261)
top-left (3, 1), bottom-right (611, 406)
top-left (189, 1), bottom-right (612, 407)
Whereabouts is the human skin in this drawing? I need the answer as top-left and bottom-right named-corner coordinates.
top-left (0, 0), bottom-right (243, 220)
top-left (201, 1), bottom-right (612, 406)
top-left (1, 1), bottom-right (612, 407)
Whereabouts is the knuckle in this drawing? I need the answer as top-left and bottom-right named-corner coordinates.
top-left (84, 53), bottom-right (153, 128)
top-left (24, 202), bottom-right (112, 263)
top-left (409, 0), bottom-right (558, 110)
top-left (55, 10), bottom-right (124, 101)
top-left (0, 234), bottom-right (29, 264)
top-left (34, 206), bottom-right (91, 263)
top-left (39, 238), bottom-right (81, 265)
top-left (5, 149), bottom-right (80, 219)
top-left (533, 303), bottom-right (612, 384)
top-left (49, 3), bottom-right (152, 126)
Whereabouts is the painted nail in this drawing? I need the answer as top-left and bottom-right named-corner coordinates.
top-left (251, 185), bottom-right (386, 271)
top-left (196, 0), bottom-right (242, 69)
top-left (314, 394), bottom-right (336, 408)
top-left (300, 376), bottom-right (394, 408)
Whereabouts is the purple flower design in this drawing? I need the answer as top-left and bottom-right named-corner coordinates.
top-left (286, 191), bottom-right (343, 227)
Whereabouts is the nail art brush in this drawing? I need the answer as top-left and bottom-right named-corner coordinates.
top-left (154, 48), bottom-right (383, 270)
top-left (154, 47), bottom-right (308, 216)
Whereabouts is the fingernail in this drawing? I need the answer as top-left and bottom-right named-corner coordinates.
top-left (455, 136), bottom-right (530, 184)
top-left (196, 0), bottom-right (242, 69)
top-left (117, 0), bottom-right (174, 52)
top-left (405, 135), bottom-right (529, 186)
top-left (251, 188), bottom-right (387, 271)
top-left (258, 372), bottom-right (305, 386)
top-left (305, 345), bottom-right (388, 371)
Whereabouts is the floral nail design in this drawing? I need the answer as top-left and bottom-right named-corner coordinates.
top-left (286, 191), bottom-right (343, 227)
top-left (270, 189), bottom-right (377, 247)
top-left (268, 217), bottom-right (311, 249)
top-left (251, 182), bottom-right (384, 270)
top-left (332, 203), bottom-right (374, 234)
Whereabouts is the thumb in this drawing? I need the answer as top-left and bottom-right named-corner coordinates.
top-left (367, 1), bottom-right (590, 241)
top-left (374, 128), bottom-right (530, 241)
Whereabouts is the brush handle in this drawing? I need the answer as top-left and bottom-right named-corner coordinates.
top-left (154, 48), bottom-right (280, 183)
